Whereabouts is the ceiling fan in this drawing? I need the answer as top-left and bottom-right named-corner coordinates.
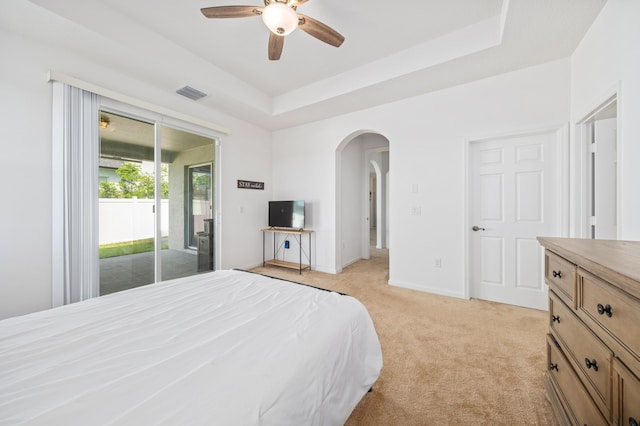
top-left (201, 0), bottom-right (345, 60)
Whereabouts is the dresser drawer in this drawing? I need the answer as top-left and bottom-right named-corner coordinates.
top-left (547, 335), bottom-right (608, 426)
top-left (579, 268), bottom-right (640, 361)
top-left (612, 358), bottom-right (640, 426)
top-left (546, 250), bottom-right (576, 306)
top-left (550, 291), bottom-right (612, 417)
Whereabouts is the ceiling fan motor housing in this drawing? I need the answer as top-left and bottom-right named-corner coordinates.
top-left (261, 2), bottom-right (299, 35)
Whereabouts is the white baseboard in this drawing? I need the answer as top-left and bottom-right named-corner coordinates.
top-left (311, 265), bottom-right (336, 274)
top-left (235, 262), bottom-right (264, 271)
top-left (388, 279), bottom-right (467, 300)
top-left (341, 257), bottom-right (360, 269)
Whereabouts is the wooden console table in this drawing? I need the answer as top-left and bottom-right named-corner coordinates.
top-left (262, 228), bottom-right (313, 274)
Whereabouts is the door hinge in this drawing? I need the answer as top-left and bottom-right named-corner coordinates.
top-left (590, 216), bottom-right (597, 226)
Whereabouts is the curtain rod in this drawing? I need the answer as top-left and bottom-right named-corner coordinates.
top-left (47, 71), bottom-right (231, 135)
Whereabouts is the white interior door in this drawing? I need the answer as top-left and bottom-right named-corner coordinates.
top-left (469, 131), bottom-right (559, 310)
top-left (592, 118), bottom-right (617, 239)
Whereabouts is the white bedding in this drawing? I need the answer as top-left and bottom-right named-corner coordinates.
top-left (0, 270), bottom-right (382, 425)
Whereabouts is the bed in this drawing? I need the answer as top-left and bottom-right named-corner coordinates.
top-left (0, 269), bottom-right (382, 425)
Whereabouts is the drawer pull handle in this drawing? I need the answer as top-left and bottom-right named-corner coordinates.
top-left (630, 418), bottom-right (638, 426)
top-left (551, 315), bottom-right (560, 323)
top-left (552, 270), bottom-right (562, 278)
top-left (584, 358), bottom-right (599, 372)
top-left (596, 303), bottom-right (613, 317)
top-left (549, 363), bottom-right (558, 372)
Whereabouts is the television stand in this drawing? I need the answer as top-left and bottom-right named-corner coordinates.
top-left (262, 228), bottom-right (313, 274)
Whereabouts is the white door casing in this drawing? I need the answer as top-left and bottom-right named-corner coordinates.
top-left (469, 130), bottom-right (561, 310)
top-left (574, 92), bottom-right (618, 239)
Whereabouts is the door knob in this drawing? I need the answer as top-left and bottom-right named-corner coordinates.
top-left (472, 226), bottom-right (486, 232)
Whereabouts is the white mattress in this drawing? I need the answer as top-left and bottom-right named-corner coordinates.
top-left (0, 270), bottom-right (382, 425)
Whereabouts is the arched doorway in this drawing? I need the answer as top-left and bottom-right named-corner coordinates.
top-left (335, 131), bottom-right (390, 273)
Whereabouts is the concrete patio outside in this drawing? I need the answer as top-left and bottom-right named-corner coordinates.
top-left (100, 249), bottom-right (211, 295)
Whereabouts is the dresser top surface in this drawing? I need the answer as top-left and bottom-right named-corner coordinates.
top-left (538, 237), bottom-right (640, 298)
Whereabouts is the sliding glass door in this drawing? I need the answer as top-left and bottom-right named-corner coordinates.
top-left (160, 125), bottom-right (215, 281)
top-left (98, 110), bottom-right (216, 295)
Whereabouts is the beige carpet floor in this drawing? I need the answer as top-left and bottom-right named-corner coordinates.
top-left (251, 247), bottom-right (557, 425)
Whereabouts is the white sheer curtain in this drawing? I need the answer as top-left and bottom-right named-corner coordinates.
top-left (52, 82), bottom-right (100, 305)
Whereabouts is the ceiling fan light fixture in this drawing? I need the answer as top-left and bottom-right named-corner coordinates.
top-left (261, 2), bottom-right (298, 35)
top-left (99, 114), bottom-right (110, 129)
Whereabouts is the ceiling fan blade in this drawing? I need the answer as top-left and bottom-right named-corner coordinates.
top-left (268, 32), bottom-right (284, 60)
top-left (298, 14), bottom-right (344, 47)
top-left (201, 6), bottom-right (262, 19)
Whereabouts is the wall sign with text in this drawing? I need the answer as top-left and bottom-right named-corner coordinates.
top-left (237, 180), bottom-right (264, 190)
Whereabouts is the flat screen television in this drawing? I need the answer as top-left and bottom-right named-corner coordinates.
top-left (268, 200), bottom-right (305, 229)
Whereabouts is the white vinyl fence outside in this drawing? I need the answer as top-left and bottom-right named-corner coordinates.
top-left (99, 198), bottom-right (169, 245)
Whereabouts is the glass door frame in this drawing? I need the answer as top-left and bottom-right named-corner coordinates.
top-left (186, 162), bottom-right (214, 249)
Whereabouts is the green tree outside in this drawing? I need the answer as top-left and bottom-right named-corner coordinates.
top-left (99, 181), bottom-right (122, 198)
top-left (99, 162), bottom-right (169, 199)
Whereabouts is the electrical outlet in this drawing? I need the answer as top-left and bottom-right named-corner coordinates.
top-left (434, 258), bottom-right (442, 268)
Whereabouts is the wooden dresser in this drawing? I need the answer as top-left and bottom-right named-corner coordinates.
top-left (537, 237), bottom-right (640, 426)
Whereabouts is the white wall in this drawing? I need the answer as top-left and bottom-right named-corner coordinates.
top-left (272, 59), bottom-right (570, 296)
top-left (570, 0), bottom-right (640, 240)
top-left (340, 137), bottom-right (363, 267)
top-left (0, 22), bottom-right (271, 318)
top-left (0, 29), bottom-right (54, 318)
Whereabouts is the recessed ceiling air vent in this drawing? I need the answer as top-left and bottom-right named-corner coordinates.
top-left (176, 85), bottom-right (208, 101)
